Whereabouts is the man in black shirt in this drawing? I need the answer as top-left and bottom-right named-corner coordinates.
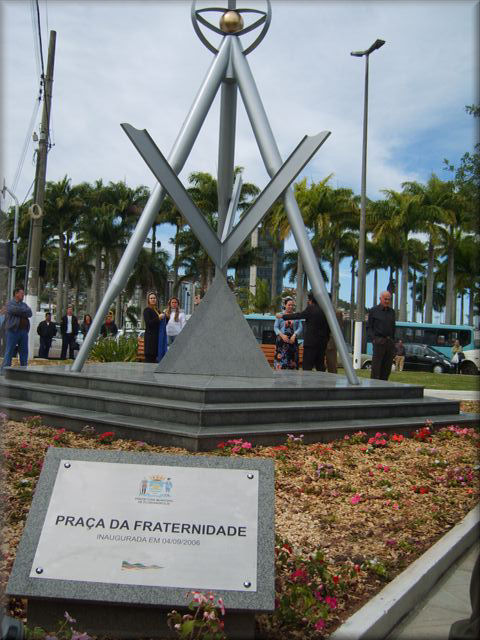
top-left (277, 292), bottom-right (330, 371)
top-left (37, 311), bottom-right (57, 358)
top-left (366, 291), bottom-right (396, 380)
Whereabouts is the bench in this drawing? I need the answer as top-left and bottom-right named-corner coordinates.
top-left (137, 337), bottom-right (303, 367)
top-left (261, 343), bottom-right (303, 367)
top-left (137, 337), bottom-right (145, 361)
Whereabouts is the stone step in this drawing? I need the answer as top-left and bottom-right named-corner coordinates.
top-left (0, 378), bottom-right (459, 427)
top-left (1, 397), bottom-right (478, 452)
top-left (4, 366), bottom-right (424, 403)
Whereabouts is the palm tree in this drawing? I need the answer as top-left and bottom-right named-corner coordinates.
top-left (407, 238), bottom-right (427, 322)
top-left (370, 190), bottom-right (421, 321)
top-left (402, 175), bottom-right (453, 323)
top-left (293, 175), bottom-right (333, 306)
top-left (454, 235), bottom-right (480, 325)
top-left (125, 247), bottom-right (170, 307)
top-left (43, 176), bottom-right (83, 319)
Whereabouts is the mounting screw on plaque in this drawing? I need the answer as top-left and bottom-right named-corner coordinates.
top-left (247, 473), bottom-right (254, 479)
top-left (35, 567), bottom-right (43, 574)
top-left (243, 581), bottom-right (252, 588)
top-left (64, 462), bottom-right (71, 469)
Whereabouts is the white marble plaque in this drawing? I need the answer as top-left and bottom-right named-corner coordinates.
top-left (30, 460), bottom-right (259, 591)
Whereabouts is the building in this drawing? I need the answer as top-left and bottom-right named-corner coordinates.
top-left (236, 229), bottom-right (284, 298)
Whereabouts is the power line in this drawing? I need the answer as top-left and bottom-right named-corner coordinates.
top-left (35, 0), bottom-right (45, 79)
top-left (30, 0), bottom-right (41, 78)
top-left (22, 178), bottom-right (36, 205)
top-left (10, 93), bottom-right (42, 197)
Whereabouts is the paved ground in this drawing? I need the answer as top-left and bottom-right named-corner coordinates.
top-left (424, 389), bottom-right (480, 402)
top-left (387, 540), bottom-right (479, 640)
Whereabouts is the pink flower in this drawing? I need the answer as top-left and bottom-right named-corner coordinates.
top-left (351, 493), bottom-right (362, 505)
top-left (393, 502), bottom-right (399, 510)
top-left (313, 590), bottom-right (324, 601)
top-left (290, 568), bottom-right (309, 583)
top-left (191, 591), bottom-right (208, 604)
top-left (241, 442), bottom-right (252, 449)
top-left (218, 597), bottom-right (225, 615)
top-left (315, 619), bottom-right (326, 631)
top-left (325, 595), bottom-right (337, 609)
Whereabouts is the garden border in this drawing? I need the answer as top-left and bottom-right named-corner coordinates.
top-left (330, 504), bottom-right (479, 640)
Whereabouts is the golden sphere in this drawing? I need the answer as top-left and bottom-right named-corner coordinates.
top-left (219, 10), bottom-right (244, 33)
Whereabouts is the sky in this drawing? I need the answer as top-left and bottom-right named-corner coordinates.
top-left (1, 0), bottom-right (478, 320)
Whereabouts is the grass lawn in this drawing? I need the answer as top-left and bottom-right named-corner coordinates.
top-left (338, 368), bottom-right (480, 391)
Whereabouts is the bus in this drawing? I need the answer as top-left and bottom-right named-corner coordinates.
top-left (244, 313), bottom-right (283, 344)
top-left (366, 322), bottom-right (480, 375)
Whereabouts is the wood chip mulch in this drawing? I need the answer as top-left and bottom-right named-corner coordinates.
top-left (0, 402), bottom-right (479, 639)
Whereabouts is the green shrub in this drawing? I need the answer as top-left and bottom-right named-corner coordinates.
top-left (90, 336), bottom-right (138, 362)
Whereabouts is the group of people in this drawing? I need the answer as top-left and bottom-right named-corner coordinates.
top-left (0, 286), bottom-right (127, 370)
top-left (1, 286), bottom-right (467, 379)
top-left (274, 292), bottom-right (341, 373)
top-left (143, 293), bottom-right (186, 363)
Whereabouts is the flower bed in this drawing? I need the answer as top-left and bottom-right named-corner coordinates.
top-left (1, 406), bottom-right (479, 639)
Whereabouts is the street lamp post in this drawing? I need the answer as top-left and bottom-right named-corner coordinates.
top-left (351, 38), bottom-right (385, 370)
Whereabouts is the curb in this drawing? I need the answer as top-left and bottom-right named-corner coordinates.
top-left (329, 504), bottom-right (480, 640)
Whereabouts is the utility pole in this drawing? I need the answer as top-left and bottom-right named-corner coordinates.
top-left (26, 30), bottom-right (56, 314)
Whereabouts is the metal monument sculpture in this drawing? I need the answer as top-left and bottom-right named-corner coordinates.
top-left (73, 0), bottom-right (359, 386)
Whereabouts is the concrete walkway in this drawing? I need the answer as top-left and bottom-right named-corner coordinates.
top-left (387, 540), bottom-right (479, 640)
top-left (423, 389), bottom-right (480, 402)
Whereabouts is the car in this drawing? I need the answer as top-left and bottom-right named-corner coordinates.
top-left (361, 343), bottom-right (455, 374)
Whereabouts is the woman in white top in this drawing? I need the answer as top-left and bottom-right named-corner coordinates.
top-left (165, 297), bottom-right (186, 346)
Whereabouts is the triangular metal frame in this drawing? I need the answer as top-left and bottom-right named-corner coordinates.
top-left (72, 6), bottom-right (359, 385)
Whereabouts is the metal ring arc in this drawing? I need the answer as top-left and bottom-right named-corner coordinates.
top-left (191, 1), bottom-right (271, 55)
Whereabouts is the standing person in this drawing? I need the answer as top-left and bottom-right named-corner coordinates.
top-left (37, 311), bottom-right (57, 358)
top-left (0, 303), bottom-right (7, 357)
top-left (273, 299), bottom-right (302, 370)
top-left (60, 305), bottom-right (79, 360)
top-left (143, 292), bottom-right (167, 363)
top-left (451, 339), bottom-right (464, 374)
top-left (277, 292), bottom-right (330, 372)
top-left (325, 305), bottom-right (344, 374)
top-left (366, 291), bottom-right (396, 380)
top-left (193, 294), bottom-right (202, 312)
top-left (80, 314), bottom-right (93, 337)
top-left (394, 339), bottom-right (406, 372)
top-left (1, 287), bottom-right (32, 374)
top-left (100, 311), bottom-right (118, 338)
top-left (165, 297), bottom-right (186, 346)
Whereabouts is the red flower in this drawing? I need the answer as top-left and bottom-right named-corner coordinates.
top-left (98, 431), bottom-right (115, 442)
top-left (333, 575), bottom-right (340, 585)
top-left (290, 568), bottom-right (309, 583)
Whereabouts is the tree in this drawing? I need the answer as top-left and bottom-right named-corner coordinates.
top-left (125, 247), bottom-right (170, 307)
top-left (402, 175), bottom-right (451, 323)
top-left (43, 176), bottom-right (83, 319)
top-left (370, 190), bottom-right (421, 321)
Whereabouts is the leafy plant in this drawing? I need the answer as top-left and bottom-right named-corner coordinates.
top-left (168, 591), bottom-right (226, 639)
top-left (25, 611), bottom-right (94, 639)
top-left (89, 336), bottom-right (138, 362)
